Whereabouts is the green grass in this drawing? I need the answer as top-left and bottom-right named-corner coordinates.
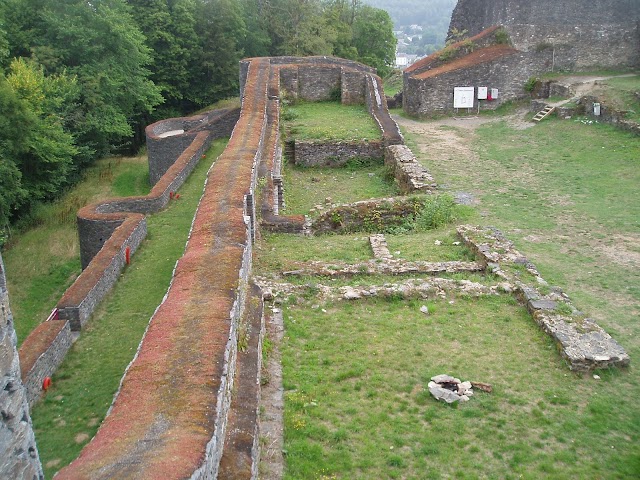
top-left (283, 101), bottom-right (381, 142)
top-left (383, 70), bottom-right (403, 98)
top-left (280, 294), bottom-right (639, 479)
top-left (30, 139), bottom-right (228, 478)
top-left (271, 104), bottom-right (640, 478)
top-left (3, 155), bottom-right (151, 344)
top-left (255, 233), bottom-right (374, 273)
top-left (597, 75), bottom-right (640, 122)
top-left (283, 162), bottom-right (399, 216)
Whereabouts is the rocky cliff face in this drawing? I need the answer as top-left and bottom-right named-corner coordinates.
top-left (0, 253), bottom-right (43, 480)
top-left (448, 0), bottom-right (640, 70)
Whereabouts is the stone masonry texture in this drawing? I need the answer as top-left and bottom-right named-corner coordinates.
top-left (448, 0), bottom-right (640, 70)
top-left (0, 253), bottom-right (44, 479)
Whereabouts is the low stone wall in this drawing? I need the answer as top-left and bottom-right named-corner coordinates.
top-left (457, 225), bottom-right (629, 372)
top-left (59, 216), bottom-right (147, 330)
top-left (79, 130), bottom-right (212, 269)
top-left (576, 95), bottom-right (640, 136)
top-left (19, 319), bottom-right (72, 407)
top-left (311, 197), bottom-right (424, 235)
top-left (384, 144), bottom-right (437, 194)
top-left (292, 140), bottom-right (384, 167)
top-left (0, 253), bottom-right (43, 479)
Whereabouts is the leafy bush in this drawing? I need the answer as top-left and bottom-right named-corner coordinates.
top-left (494, 28), bottom-right (510, 45)
top-left (411, 194), bottom-right (458, 231)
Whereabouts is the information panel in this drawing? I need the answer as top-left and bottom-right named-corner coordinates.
top-left (453, 87), bottom-right (475, 108)
top-left (477, 86), bottom-right (488, 100)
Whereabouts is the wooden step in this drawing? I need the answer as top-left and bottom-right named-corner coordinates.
top-left (532, 106), bottom-right (556, 122)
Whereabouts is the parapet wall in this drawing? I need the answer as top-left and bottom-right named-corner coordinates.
top-left (0, 253), bottom-right (43, 479)
top-left (19, 319), bottom-right (71, 407)
top-left (15, 108), bottom-right (236, 411)
top-left (147, 108), bottom-right (239, 185)
top-left (56, 56), bottom-right (270, 480)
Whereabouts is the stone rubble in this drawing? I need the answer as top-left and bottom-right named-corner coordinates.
top-left (457, 225), bottom-right (630, 372)
top-left (428, 374), bottom-right (474, 403)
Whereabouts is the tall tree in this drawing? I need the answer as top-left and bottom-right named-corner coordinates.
top-left (14, 0), bottom-right (163, 159)
top-left (352, 5), bottom-right (395, 76)
top-left (127, 0), bottom-right (200, 116)
top-left (191, 0), bottom-right (247, 106)
top-left (6, 58), bottom-right (78, 202)
top-left (0, 76), bottom-right (30, 226)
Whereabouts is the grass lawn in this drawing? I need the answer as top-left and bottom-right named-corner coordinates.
top-left (265, 112), bottom-right (639, 478)
top-left (3, 155), bottom-right (150, 344)
top-left (29, 139), bottom-right (227, 478)
top-left (283, 162), bottom-right (399, 216)
top-left (278, 293), bottom-right (638, 479)
top-left (597, 75), bottom-right (640, 122)
top-left (283, 101), bottom-right (381, 142)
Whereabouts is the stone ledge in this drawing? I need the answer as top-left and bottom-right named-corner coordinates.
top-left (384, 145), bottom-right (437, 194)
top-left (281, 259), bottom-right (484, 277)
top-left (457, 225), bottom-right (630, 372)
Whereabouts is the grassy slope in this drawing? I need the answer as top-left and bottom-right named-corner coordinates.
top-left (3, 156), bottom-right (150, 344)
top-left (30, 139), bottom-right (227, 478)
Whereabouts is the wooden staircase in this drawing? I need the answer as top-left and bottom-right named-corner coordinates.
top-left (532, 105), bottom-right (556, 122)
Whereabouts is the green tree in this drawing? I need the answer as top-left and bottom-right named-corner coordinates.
top-left (0, 76), bottom-right (30, 227)
top-left (21, 0), bottom-right (163, 159)
top-left (6, 58), bottom-right (78, 203)
top-left (352, 5), bottom-right (395, 76)
top-left (127, 0), bottom-right (200, 116)
top-left (192, 0), bottom-right (247, 106)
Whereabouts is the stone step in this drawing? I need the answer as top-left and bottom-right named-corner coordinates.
top-left (218, 283), bottom-right (265, 479)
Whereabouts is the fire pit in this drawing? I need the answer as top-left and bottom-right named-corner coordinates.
top-left (428, 374), bottom-right (475, 404)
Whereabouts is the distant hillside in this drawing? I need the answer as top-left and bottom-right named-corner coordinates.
top-left (364, 0), bottom-right (457, 55)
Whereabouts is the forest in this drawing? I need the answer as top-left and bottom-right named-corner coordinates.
top-left (0, 0), bottom-right (395, 236)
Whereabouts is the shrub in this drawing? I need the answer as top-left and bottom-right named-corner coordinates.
top-left (494, 28), bottom-right (510, 45)
top-left (411, 194), bottom-right (458, 231)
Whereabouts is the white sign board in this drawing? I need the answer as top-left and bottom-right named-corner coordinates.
top-left (491, 88), bottom-right (499, 99)
top-left (453, 87), bottom-right (475, 108)
top-left (477, 86), bottom-right (488, 100)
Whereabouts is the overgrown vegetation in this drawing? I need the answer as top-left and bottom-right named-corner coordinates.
top-left (29, 139), bottom-right (227, 478)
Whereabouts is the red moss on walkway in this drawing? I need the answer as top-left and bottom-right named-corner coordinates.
top-left (56, 58), bottom-right (271, 479)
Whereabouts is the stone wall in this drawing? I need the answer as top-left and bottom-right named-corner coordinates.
top-left (79, 130), bottom-right (212, 269)
top-left (448, 0), bottom-right (640, 70)
top-left (291, 140), bottom-right (384, 167)
top-left (404, 47), bottom-right (553, 116)
top-left (312, 197), bottom-right (425, 235)
top-left (0, 253), bottom-right (43, 479)
top-left (384, 144), bottom-right (437, 194)
top-left (147, 108), bottom-right (239, 185)
top-left (19, 320), bottom-right (72, 407)
top-left (59, 216), bottom-right (147, 330)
